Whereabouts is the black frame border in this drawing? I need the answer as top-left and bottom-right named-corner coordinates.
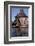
top-left (4, 1), bottom-right (34, 44)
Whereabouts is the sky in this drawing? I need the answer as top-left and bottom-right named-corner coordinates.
top-left (10, 7), bottom-right (29, 22)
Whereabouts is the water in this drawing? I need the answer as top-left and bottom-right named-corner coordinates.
top-left (10, 27), bottom-right (28, 37)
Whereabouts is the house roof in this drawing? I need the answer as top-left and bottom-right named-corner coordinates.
top-left (15, 9), bottom-right (28, 18)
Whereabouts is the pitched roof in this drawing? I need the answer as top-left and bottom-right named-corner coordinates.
top-left (15, 9), bottom-right (28, 18)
